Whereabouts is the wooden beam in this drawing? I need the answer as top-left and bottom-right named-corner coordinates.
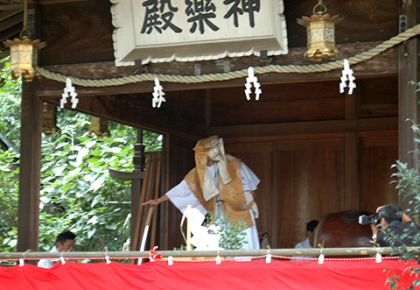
top-left (208, 117), bottom-right (398, 141)
top-left (0, 22), bottom-right (20, 40)
top-left (17, 79), bottom-right (42, 258)
top-left (37, 0), bottom-right (91, 3)
top-left (0, 0), bottom-right (89, 8)
top-left (42, 93), bottom-right (206, 141)
top-left (398, 3), bottom-right (420, 209)
top-left (0, 8), bottom-right (22, 22)
top-left (0, 11), bottom-right (21, 30)
top-left (35, 42), bottom-right (398, 98)
top-left (0, 4), bottom-right (22, 11)
top-left (108, 169), bottom-right (144, 180)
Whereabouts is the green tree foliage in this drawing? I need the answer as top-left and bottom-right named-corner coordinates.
top-left (0, 57), bottom-right (162, 256)
top-left (0, 57), bottom-right (21, 150)
top-left (175, 213), bottom-right (248, 251)
top-left (0, 57), bottom-right (21, 252)
top-left (39, 131), bottom-right (135, 252)
top-left (205, 213), bottom-right (248, 250)
top-left (0, 149), bottom-right (19, 251)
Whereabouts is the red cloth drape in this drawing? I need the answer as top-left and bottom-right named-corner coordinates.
top-left (0, 259), bottom-right (418, 290)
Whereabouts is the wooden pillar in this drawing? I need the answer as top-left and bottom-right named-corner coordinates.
top-left (159, 134), bottom-right (169, 250)
top-left (398, 3), bottom-right (420, 209)
top-left (343, 81), bottom-right (360, 211)
top-left (17, 79), bottom-right (42, 254)
top-left (131, 142), bottom-right (145, 243)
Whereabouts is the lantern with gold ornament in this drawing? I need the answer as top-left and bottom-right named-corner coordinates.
top-left (88, 116), bottom-right (110, 137)
top-left (4, 38), bottom-right (46, 81)
top-left (297, 0), bottom-right (343, 61)
top-left (42, 102), bottom-right (61, 136)
top-left (3, 0), bottom-right (46, 81)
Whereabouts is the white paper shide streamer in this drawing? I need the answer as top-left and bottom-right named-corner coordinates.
top-left (339, 59), bottom-right (356, 95)
top-left (60, 77), bottom-right (79, 109)
top-left (152, 77), bottom-right (166, 108)
top-left (244, 67), bottom-right (262, 101)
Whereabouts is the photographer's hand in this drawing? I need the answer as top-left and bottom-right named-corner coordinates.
top-left (402, 213), bottom-right (412, 223)
top-left (370, 224), bottom-right (379, 240)
top-left (375, 206), bottom-right (385, 213)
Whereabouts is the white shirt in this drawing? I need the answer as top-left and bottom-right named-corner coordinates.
top-left (294, 237), bottom-right (312, 249)
top-left (292, 237), bottom-right (314, 260)
top-left (37, 246), bottom-right (57, 268)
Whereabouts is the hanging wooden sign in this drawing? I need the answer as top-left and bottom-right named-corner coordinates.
top-left (111, 0), bottom-right (288, 65)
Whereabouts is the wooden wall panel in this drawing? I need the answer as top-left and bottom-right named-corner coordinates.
top-left (211, 81), bottom-right (341, 103)
top-left (359, 136), bottom-right (398, 214)
top-left (224, 142), bottom-right (274, 242)
top-left (211, 98), bottom-right (344, 126)
top-left (210, 81), bottom-right (345, 126)
top-left (225, 138), bottom-right (346, 249)
top-left (275, 139), bottom-right (343, 248)
top-left (359, 77), bottom-right (398, 118)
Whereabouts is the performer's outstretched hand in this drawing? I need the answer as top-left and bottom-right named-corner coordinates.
top-left (141, 195), bottom-right (169, 206)
top-left (142, 199), bottom-right (159, 206)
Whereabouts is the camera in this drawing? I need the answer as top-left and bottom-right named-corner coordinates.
top-left (358, 214), bottom-right (380, 225)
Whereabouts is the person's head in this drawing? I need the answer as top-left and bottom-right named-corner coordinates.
top-left (306, 220), bottom-right (319, 233)
top-left (193, 136), bottom-right (228, 189)
top-left (55, 231), bottom-right (76, 252)
top-left (306, 220), bottom-right (319, 246)
top-left (378, 204), bottom-right (402, 227)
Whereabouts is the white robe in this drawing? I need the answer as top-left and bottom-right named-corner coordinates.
top-left (166, 162), bottom-right (260, 250)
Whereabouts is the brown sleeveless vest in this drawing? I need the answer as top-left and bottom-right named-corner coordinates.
top-left (184, 155), bottom-right (254, 227)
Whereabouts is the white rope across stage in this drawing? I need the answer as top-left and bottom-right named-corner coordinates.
top-left (35, 23), bottom-right (420, 88)
top-left (0, 247), bottom-right (414, 265)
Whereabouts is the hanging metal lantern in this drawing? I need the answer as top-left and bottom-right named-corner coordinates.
top-left (42, 102), bottom-right (61, 136)
top-left (3, 0), bottom-right (46, 81)
top-left (88, 116), bottom-right (110, 137)
top-left (4, 38), bottom-right (46, 81)
top-left (297, 0), bottom-right (343, 61)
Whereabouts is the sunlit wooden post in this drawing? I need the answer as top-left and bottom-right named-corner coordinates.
top-left (398, 3), bottom-right (420, 210)
top-left (18, 79), bottom-right (42, 259)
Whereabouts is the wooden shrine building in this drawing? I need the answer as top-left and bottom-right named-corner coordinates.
top-left (0, 0), bottom-right (418, 252)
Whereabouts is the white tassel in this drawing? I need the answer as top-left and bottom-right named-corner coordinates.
top-left (19, 258), bottom-right (24, 267)
top-left (216, 255), bottom-right (221, 265)
top-left (266, 254), bottom-right (272, 264)
top-left (375, 252), bottom-right (382, 263)
top-left (168, 256), bottom-right (173, 266)
top-left (318, 254), bottom-right (325, 265)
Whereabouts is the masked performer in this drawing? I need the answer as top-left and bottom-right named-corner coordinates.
top-left (142, 135), bottom-right (260, 249)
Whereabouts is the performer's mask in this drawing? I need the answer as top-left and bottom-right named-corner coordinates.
top-left (207, 138), bottom-right (225, 162)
